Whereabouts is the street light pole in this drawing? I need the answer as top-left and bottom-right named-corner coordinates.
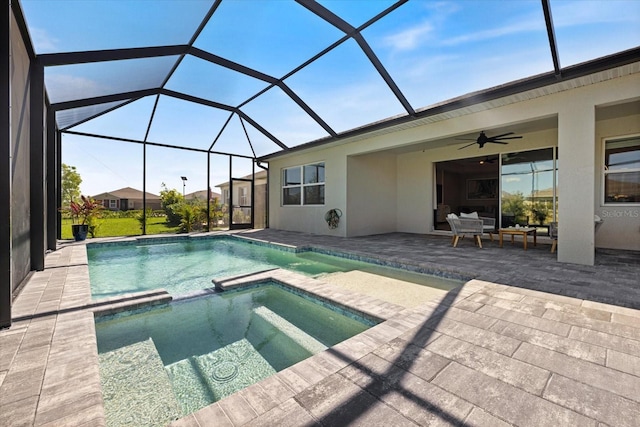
top-left (181, 176), bottom-right (188, 198)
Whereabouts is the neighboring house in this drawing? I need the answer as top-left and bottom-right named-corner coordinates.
top-left (216, 170), bottom-right (268, 228)
top-left (263, 67), bottom-right (640, 266)
top-left (185, 189), bottom-right (222, 203)
top-left (92, 187), bottom-right (162, 211)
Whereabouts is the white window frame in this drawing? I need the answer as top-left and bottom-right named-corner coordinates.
top-left (282, 162), bottom-right (325, 206)
top-left (109, 199), bottom-right (117, 209)
top-left (239, 187), bottom-right (248, 206)
top-left (602, 134), bottom-right (640, 206)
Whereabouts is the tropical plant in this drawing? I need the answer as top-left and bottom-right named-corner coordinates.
top-left (136, 208), bottom-right (153, 232)
top-left (179, 204), bottom-right (198, 233)
top-left (61, 195), bottom-right (105, 239)
top-left (208, 197), bottom-right (225, 227)
top-left (65, 195), bottom-right (104, 225)
top-left (87, 215), bottom-right (101, 238)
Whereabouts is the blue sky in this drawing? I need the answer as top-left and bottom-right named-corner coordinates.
top-left (20, 0), bottom-right (640, 196)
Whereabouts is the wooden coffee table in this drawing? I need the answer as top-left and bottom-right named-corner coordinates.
top-left (499, 227), bottom-right (537, 250)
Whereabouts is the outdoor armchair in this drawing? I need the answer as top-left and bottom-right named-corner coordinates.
top-left (479, 216), bottom-right (496, 241)
top-left (549, 221), bottom-right (558, 253)
top-left (460, 211), bottom-right (496, 242)
top-left (446, 214), bottom-right (484, 248)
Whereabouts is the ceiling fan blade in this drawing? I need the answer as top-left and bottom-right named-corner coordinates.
top-left (489, 132), bottom-right (514, 139)
top-left (455, 138), bottom-right (476, 141)
top-left (492, 136), bottom-right (523, 141)
top-left (458, 142), bottom-right (477, 150)
top-left (487, 141), bottom-right (509, 145)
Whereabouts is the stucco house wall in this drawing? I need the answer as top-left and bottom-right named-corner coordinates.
top-left (346, 152), bottom-right (397, 237)
top-left (267, 69), bottom-right (640, 264)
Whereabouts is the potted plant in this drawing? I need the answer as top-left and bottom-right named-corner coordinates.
top-left (63, 195), bottom-right (104, 241)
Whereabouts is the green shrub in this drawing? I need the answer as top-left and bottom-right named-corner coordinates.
top-left (530, 202), bottom-right (550, 224)
top-left (502, 192), bottom-right (527, 224)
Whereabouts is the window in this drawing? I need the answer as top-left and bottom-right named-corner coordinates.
top-left (282, 162), bottom-right (325, 205)
top-left (604, 136), bottom-right (640, 204)
top-left (501, 148), bottom-right (557, 226)
top-left (239, 187), bottom-right (248, 205)
top-left (109, 199), bottom-right (117, 209)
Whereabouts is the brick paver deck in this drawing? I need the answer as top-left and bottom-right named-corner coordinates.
top-left (1, 231), bottom-right (638, 426)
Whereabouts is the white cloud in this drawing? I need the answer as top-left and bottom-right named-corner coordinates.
top-left (441, 18), bottom-right (544, 46)
top-left (46, 74), bottom-right (104, 103)
top-left (380, 1), bottom-right (462, 52)
top-left (383, 21), bottom-right (435, 51)
top-left (505, 177), bottom-right (521, 183)
top-left (29, 27), bottom-right (59, 53)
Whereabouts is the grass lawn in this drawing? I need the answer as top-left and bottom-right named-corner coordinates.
top-left (61, 217), bottom-right (180, 240)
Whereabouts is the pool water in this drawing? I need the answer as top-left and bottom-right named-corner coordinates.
top-left (95, 283), bottom-right (373, 426)
top-left (87, 237), bottom-right (460, 299)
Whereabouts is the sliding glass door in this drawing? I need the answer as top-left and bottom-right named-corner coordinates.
top-left (500, 148), bottom-right (557, 230)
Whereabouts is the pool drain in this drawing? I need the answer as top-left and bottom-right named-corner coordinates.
top-left (212, 362), bottom-right (239, 382)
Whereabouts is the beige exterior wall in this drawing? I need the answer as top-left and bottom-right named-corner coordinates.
top-left (396, 154), bottom-right (432, 234)
top-left (269, 151), bottom-right (347, 236)
top-left (267, 70), bottom-right (640, 263)
top-left (346, 152), bottom-right (397, 237)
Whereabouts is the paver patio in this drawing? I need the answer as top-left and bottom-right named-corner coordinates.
top-left (1, 231), bottom-right (639, 426)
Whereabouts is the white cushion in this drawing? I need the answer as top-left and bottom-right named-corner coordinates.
top-left (460, 211), bottom-right (479, 219)
top-left (446, 213), bottom-right (458, 219)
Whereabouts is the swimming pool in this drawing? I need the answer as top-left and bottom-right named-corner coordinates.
top-left (87, 236), bottom-right (461, 299)
top-left (96, 282), bottom-right (375, 426)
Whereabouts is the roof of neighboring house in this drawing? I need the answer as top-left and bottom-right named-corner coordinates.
top-left (501, 188), bottom-right (555, 199)
top-left (185, 189), bottom-right (222, 200)
top-left (215, 169), bottom-right (268, 188)
top-left (531, 188), bottom-right (554, 198)
top-left (92, 187), bottom-right (160, 200)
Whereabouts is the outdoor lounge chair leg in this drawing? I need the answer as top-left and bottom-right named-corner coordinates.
top-left (489, 233), bottom-right (494, 242)
top-left (551, 240), bottom-right (557, 253)
top-left (476, 235), bottom-right (483, 248)
top-left (452, 235), bottom-right (460, 247)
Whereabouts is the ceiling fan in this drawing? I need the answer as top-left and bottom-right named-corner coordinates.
top-left (478, 156), bottom-right (497, 164)
top-left (457, 131), bottom-right (522, 150)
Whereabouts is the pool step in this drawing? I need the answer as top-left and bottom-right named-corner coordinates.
top-left (92, 289), bottom-right (172, 318)
top-left (98, 338), bottom-right (182, 427)
top-left (252, 306), bottom-right (327, 354)
top-left (245, 305), bottom-right (327, 371)
top-left (165, 338), bottom-right (276, 414)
